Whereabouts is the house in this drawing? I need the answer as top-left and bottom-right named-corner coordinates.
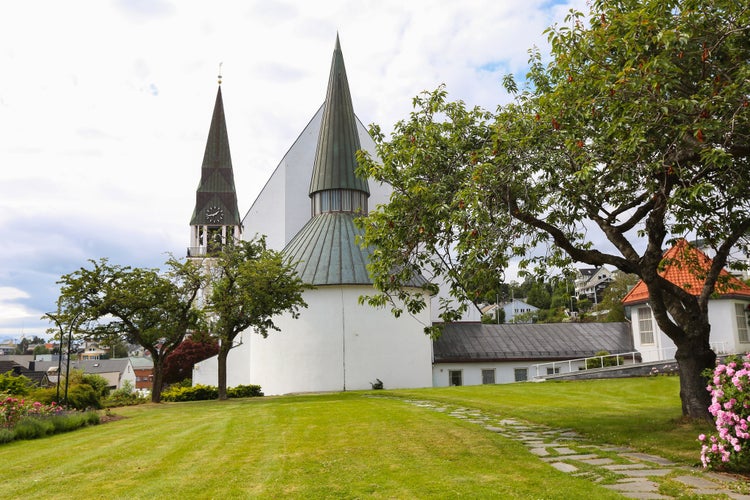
top-left (34, 359), bottom-right (136, 390)
top-left (0, 360), bottom-right (51, 388)
top-left (80, 340), bottom-right (109, 360)
top-left (0, 340), bottom-right (17, 355)
top-left (575, 266), bottom-right (614, 305)
top-left (503, 298), bottom-right (540, 323)
top-left (622, 240), bottom-right (750, 362)
top-left (130, 357), bottom-right (154, 390)
top-left (432, 322), bottom-right (634, 386)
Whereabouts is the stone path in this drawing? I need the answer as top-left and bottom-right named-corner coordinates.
top-left (397, 398), bottom-right (750, 499)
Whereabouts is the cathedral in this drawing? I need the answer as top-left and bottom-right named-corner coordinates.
top-left (191, 36), bottom-right (434, 394)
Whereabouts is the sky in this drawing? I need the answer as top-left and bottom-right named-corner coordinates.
top-left (0, 0), bottom-right (588, 339)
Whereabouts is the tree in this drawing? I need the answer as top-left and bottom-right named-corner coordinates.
top-left (357, 0), bottom-right (750, 419)
top-left (207, 237), bottom-right (308, 400)
top-left (54, 257), bottom-right (205, 402)
top-left (163, 333), bottom-right (219, 385)
top-left (595, 272), bottom-right (641, 322)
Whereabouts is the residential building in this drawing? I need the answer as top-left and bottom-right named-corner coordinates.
top-left (622, 239), bottom-right (750, 362)
top-left (574, 266), bottom-right (614, 305)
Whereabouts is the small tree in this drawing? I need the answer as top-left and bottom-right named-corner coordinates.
top-left (207, 237), bottom-right (308, 400)
top-left (163, 334), bottom-right (219, 385)
top-left (54, 257), bottom-right (206, 403)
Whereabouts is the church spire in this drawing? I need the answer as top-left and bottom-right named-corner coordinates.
top-left (188, 82), bottom-right (242, 257)
top-left (309, 34), bottom-right (369, 214)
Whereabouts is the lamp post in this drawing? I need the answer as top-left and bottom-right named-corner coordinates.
top-left (43, 311), bottom-right (81, 406)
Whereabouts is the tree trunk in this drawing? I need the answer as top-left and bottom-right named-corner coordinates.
top-left (151, 358), bottom-right (164, 403)
top-left (674, 336), bottom-right (715, 421)
top-left (217, 345), bottom-right (229, 400)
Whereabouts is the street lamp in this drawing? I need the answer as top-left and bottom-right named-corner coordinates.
top-left (43, 311), bottom-right (81, 406)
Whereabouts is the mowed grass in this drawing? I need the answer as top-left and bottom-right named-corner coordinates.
top-left (391, 375), bottom-right (714, 464)
top-left (0, 377), bottom-right (710, 499)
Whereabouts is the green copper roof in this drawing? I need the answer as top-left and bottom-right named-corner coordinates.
top-left (284, 212), bottom-right (372, 285)
top-left (190, 86), bottom-right (241, 226)
top-left (309, 35), bottom-right (370, 196)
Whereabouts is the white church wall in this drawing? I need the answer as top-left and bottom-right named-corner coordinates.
top-left (249, 285), bottom-right (433, 395)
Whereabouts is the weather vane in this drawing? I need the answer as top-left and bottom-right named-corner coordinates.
top-left (218, 62), bottom-right (223, 85)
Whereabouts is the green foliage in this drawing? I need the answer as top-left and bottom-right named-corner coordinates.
top-left (161, 384), bottom-right (218, 402)
top-left (66, 384), bottom-right (102, 410)
top-left (12, 417), bottom-right (55, 440)
top-left (595, 272), bottom-right (640, 322)
top-left (0, 371), bottom-right (32, 396)
top-left (585, 351), bottom-right (624, 369)
top-left (105, 380), bottom-right (148, 407)
top-left (161, 384), bottom-right (263, 402)
top-left (357, 0), bottom-right (750, 418)
top-left (0, 429), bottom-right (12, 444)
top-left (82, 374), bottom-right (111, 399)
top-left (227, 385), bottom-right (263, 398)
top-left (28, 387), bottom-right (57, 405)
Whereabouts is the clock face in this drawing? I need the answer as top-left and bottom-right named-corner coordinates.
top-left (205, 205), bottom-right (224, 224)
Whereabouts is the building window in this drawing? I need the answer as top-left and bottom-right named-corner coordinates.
top-left (481, 369), bottom-right (495, 384)
top-left (448, 370), bottom-right (462, 386)
top-left (638, 306), bottom-right (655, 345)
top-left (546, 367), bottom-right (560, 375)
top-left (514, 368), bottom-right (528, 382)
top-left (736, 304), bottom-right (749, 343)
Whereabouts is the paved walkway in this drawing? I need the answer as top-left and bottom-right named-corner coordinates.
top-left (397, 398), bottom-right (750, 499)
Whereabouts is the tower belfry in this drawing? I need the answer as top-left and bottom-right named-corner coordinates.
top-left (188, 78), bottom-right (242, 257)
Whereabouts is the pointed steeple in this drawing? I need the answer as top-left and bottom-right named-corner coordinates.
top-left (190, 85), bottom-right (241, 227)
top-left (188, 82), bottom-right (242, 258)
top-left (309, 35), bottom-right (370, 202)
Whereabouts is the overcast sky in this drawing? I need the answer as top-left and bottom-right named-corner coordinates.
top-left (0, 0), bottom-right (587, 338)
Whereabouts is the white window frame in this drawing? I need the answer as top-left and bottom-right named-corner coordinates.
top-left (481, 369), bottom-right (495, 385)
top-left (736, 303), bottom-right (749, 343)
top-left (448, 370), bottom-right (462, 387)
top-left (638, 306), bottom-right (655, 345)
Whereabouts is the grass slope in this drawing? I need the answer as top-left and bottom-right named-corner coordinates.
top-left (0, 377), bottom-right (711, 498)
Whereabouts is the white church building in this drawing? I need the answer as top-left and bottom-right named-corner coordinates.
top-left (192, 37), bottom-right (434, 394)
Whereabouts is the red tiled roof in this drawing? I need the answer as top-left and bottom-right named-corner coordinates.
top-left (622, 239), bottom-right (750, 305)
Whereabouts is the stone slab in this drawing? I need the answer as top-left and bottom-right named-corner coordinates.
top-left (621, 452), bottom-right (675, 466)
top-left (578, 457), bottom-right (615, 466)
top-left (550, 462), bottom-right (578, 473)
top-left (617, 468), bottom-right (673, 478)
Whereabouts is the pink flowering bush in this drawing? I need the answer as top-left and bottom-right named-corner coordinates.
top-left (699, 354), bottom-right (750, 471)
top-left (1, 396), bottom-right (64, 429)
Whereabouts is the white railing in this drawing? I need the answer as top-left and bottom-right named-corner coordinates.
top-left (532, 341), bottom-right (732, 379)
top-left (531, 351), bottom-right (640, 379)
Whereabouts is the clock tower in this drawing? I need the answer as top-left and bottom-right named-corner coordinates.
top-left (188, 77), bottom-right (242, 257)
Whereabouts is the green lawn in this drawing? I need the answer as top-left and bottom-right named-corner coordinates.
top-left (0, 377), bottom-right (715, 499)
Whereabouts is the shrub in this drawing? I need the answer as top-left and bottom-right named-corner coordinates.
top-left (162, 384), bottom-right (218, 402)
top-left (67, 384), bottom-right (102, 410)
top-left (699, 354), bottom-right (750, 472)
top-left (13, 417), bottom-right (55, 440)
top-left (227, 385), bottom-right (264, 398)
top-left (0, 428), bottom-right (13, 444)
top-left (82, 374), bottom-right (111, 399)
top-left (105, 380), bottom-right (148, 407)
top-left (0, 371), bottom-right (33, 396)
top-left (162, 384), bottom-right (263, 402)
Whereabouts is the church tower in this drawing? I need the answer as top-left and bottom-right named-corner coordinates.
top-left (188, 77), bottom-right (242, 257)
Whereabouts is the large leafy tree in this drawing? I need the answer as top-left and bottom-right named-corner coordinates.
top-left (207, 237), bottom-right (308, 400)
top-left (357, 0), bottom-right (749, 419)
top-left (162, 332), bottom-right (218, 385)
top-left (54, 257), bottom-right (205, 402)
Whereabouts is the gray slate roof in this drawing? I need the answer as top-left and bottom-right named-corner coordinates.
top-left (34, 358), bottom-right (132, 375)
top-left (433, 322), bottom-right (633, 362)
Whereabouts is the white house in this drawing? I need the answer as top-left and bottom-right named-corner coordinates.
top-left (432, 322), bottom-right (633, 386)
top-left (623, 240), bottom-right (750, 362)
top-left (575, 266), bottom-right (614, 305)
